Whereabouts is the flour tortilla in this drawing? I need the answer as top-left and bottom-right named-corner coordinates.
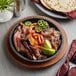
top-left (45, 0), bottom-right (76, 12)
top-left (40, 0), bottom-right (52, 10)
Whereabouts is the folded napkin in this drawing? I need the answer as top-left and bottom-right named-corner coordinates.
top-left (32, 0), bottom-right (40, 3)
top-left (56, 40), bottom-right (76, 76)
top-left (66, 10), bottom-right (76, 19)
top-left (68, 67), bottom-right (76, 76)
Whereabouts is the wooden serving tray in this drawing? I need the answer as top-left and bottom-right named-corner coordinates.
top-left (5, 17), bottom-right (68, 69)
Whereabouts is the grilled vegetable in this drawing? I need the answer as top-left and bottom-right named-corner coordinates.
top-left (24, 21), bottom-right (32, 26)
top-left (29, 34), bottom-right (38, 46)
top-left (38, 20), bottom-right (48, 29)
top-left (35, 26), bottom-right (42, 33)
top-left (35, 20), bottom-right (48, 33)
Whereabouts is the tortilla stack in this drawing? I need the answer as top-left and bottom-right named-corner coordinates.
top-left (40, 0), bottom-right (52, 10)
top-left (45, 0), bottom-right (76, 13)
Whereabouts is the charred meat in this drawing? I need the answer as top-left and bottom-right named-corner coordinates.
top-left (13, 20), bottom-right (61, 60)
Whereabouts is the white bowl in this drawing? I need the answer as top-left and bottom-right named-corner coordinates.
top-left (0, 10), bottom-right (13, 22)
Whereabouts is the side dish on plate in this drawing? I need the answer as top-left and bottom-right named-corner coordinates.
top-left (40, 0), bottom-right (76, 13)
top-left (13, 19), bottom-right (61, 60)
top-left (33, 0), bottom-right (76, 19)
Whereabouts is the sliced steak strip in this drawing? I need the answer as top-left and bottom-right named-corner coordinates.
top-left (21, 40), bottom-right (36, 60)
top-left (13, 30), bottom-right (24, 52)
top-left (13, 30), bottom-right (33, 59)
top-left (29, 46), bottom-right (41, 57)
top-left (30, 45), bottom-right (47, 60)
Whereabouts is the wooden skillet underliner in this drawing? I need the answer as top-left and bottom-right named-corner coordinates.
top-left (5, 16), bottom-right (68, 69)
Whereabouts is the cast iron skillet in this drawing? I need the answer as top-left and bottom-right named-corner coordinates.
top-left (9, 16), bottom-right (65, 63)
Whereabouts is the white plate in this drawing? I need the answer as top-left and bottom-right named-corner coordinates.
top-left (34, 3), bottom-right (68, 19)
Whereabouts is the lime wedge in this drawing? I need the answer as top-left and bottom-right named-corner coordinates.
top-left (42, 48), bottom-right (56, 56)
top-left (44, 39), bottom-right (52, 49)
